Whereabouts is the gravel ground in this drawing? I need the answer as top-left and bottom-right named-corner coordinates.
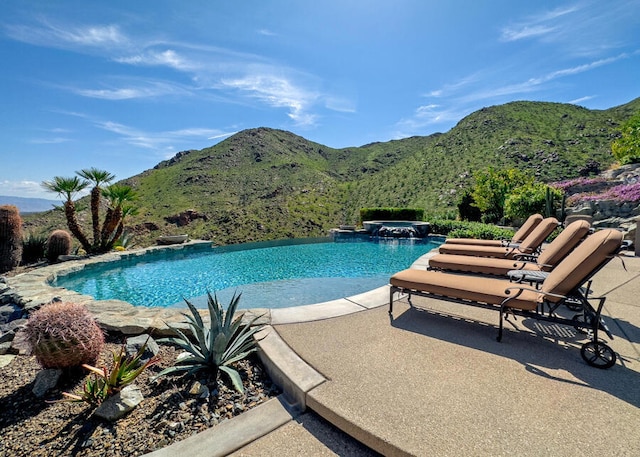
top-left (0, 339), bottom-right (280, 457)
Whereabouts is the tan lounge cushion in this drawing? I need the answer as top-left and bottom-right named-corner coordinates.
top-left (428, 254), bottom-right (543, 276)
top-left (438, 243), bottom-right (519, 258)
top-left (439, 217), bottom-right (558, 258)
top-left (510, 213), bottom-right (544, 243)
top-left (536, 220), bottom-right (590, 267)
top-left (444, 213), bottom-right (543, 246)
top-left (390, 269), bottom-right (541, 311)
top-left (444, 238), bottom-right (504, 246)
top-left (515, 217), bottom-right (559, 253)
top-left (541, 229), bottom-right (623, 301)
top-left (432, 219), bottom-right (590, 275)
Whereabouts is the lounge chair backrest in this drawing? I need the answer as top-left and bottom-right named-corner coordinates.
top-left (517, 217), bottom-right (559, 254)
top-left (541, 229), bottom-right (623, 301)
top-left (536, 220), bottom-right (591, 269)
top-left (511, 214), bottom-right (543, 243)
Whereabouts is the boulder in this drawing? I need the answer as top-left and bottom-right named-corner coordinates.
top-left (94, 384), bottom-right (144, 421)
top-left (32, 369), bottom-right (63, 398)
top-left (125, 334), bottom-right (160, 365)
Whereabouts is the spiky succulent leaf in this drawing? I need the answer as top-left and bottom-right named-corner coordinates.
top-left (219, 365), bottom-right (244, 393)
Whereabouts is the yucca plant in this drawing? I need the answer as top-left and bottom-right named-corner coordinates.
top-left (153, 292), bottom-right (264, 393)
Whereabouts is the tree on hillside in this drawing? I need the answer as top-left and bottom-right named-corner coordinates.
top-left (42, 171), bottom-right (136, 255)
top-left (77, 168), bottom-right (116, 249)
top-left (42, 176), bottom-right (92, 252)
top-left (471, 167), bottom-right (533, 223)
top-left (100, 184), bottom-right (137, 251)
top-left (612, 112), bottom-right (640, 165)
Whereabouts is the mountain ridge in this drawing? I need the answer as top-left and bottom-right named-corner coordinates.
top-left (23, 97), bottom-right (640, 247)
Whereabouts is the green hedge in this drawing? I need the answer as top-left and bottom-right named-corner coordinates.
top-left (429, 219), bottom-right (515, 240)
top-left (359, 207), bottom-right (424, 222)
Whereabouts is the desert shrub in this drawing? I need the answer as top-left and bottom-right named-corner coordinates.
top-left (456, 189), bottom-right (481, 222)
top-left (22, 231), bottom-right (48, 265)
top-left (611, 112), bottom-right (640, 165)
top-left (504, 183), bottom-right (562, 220)
top-left (24, 301), bottom-right (105, 369)
top-left (471, 167), bottom-right (533, 224)
top-left (0, 205), bottom-right (23, 273)
top-left (429, 219), bottom-right (514, 240)
top-left (360, 207), bottom-right (425, 222)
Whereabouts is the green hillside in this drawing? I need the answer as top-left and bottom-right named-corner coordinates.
top-left (24, 97), bottom-right (640, 247)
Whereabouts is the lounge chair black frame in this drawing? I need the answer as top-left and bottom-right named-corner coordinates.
top-left (389, 246), bottom-right (626, 369)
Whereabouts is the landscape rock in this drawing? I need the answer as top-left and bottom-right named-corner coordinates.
top-left (125, 334), bottom-right (160, 365)
top-left (0, 303), bottom-right (23, 325)
top-left (10, 330), bottom-right (32, 355)
top-left (94, 384), bottom-right (144, 421)
top-left (32, 369), bottom-right (63, 398)
top-left (0, 341), bottom-right (13, 355)
top-left (0, 354), bottom-right (15, 368)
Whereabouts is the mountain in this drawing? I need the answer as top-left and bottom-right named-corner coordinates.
top-left (0, 196), bottom-right (60, 213)
top-left (22, 97), bottom-right (640, 247)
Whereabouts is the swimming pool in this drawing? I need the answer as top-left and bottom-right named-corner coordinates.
top-left (53, 237), bottom-right (441, 309)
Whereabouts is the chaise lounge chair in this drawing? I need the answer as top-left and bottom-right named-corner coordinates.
top-left (438, 217), bottom-right (559, 259)
top-left (444, 213), bottom-right (543, 247)
top-left (389, 228), bottom-right (624, 368)
top-left (429, 220), bottom-right (591, 277)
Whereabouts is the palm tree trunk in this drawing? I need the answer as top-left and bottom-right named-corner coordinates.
top-left (90, 187), bottom-right (101, 248)
top-left (64, 201), bottom-right (91, 252)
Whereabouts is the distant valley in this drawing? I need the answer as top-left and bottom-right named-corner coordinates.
top-left (0, 196), bottom-right (60, 214)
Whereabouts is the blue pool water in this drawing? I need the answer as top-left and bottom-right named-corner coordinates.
top-left (53, 237), bottom-right (441, 309)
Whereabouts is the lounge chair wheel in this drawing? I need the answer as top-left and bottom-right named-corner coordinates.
top-left (580, 341), bottom-right (616, 369)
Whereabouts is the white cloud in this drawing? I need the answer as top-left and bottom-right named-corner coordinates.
top-left (208, 131), bottom-right (238, 140)
top-left (568, 95), bottom-right (595, 105)
top-left (4, 21), bottom-right (127, 50)
top-left (258, 29), bottom-right (277, 37)
top-left (221, 74), bottom-right (320, 126)
top-left (94, 120), bottom-right (232, 150)
top-left (500, 5), bottom-right (579, 42)
top-left (501, 25), bottom-right (556, 42)
top-left (73, 79), bottom-right (191, 100)
top-left (4, 15), bottom-right (353, 129)
top-left (29, 137), bottom-right (72, 144)
top-left (115, 49), bottom-right (198, 72)
top-left (0, 180), bottom-right (53, 199)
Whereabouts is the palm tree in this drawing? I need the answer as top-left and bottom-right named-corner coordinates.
top-left (113, 204), bottom-right (138, 245)
top-left (76, 168), bottom-right (116, 249)
top-left (100, 184), bottom-right (137, 251)
top-left (42, 176), bottom-right (92, 252)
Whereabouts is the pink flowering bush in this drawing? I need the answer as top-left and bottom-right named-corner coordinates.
top-left (550, 177), bottom-right (607, 192)
top-left (568, 182), bottom-right (640, 205)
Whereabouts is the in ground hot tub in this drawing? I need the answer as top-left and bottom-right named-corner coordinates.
top-left (362, 221), bottom-right (431, 238)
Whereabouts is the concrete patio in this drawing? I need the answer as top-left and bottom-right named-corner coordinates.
top-left (150, 250), bottom-right (640, 456)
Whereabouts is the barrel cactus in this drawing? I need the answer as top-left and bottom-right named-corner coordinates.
top-left (24, 302), bottom-right (105, 369)
top-left (0, 205), bottom-right (23, 273)
top-left (46, 229), bottom-right (72, 263)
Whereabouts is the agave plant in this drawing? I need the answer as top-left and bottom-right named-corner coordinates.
top-left (154, 292), bottom-right (264, 393)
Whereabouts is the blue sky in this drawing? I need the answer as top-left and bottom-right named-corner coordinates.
top-left (1, 0), bottom-right (639, 199)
